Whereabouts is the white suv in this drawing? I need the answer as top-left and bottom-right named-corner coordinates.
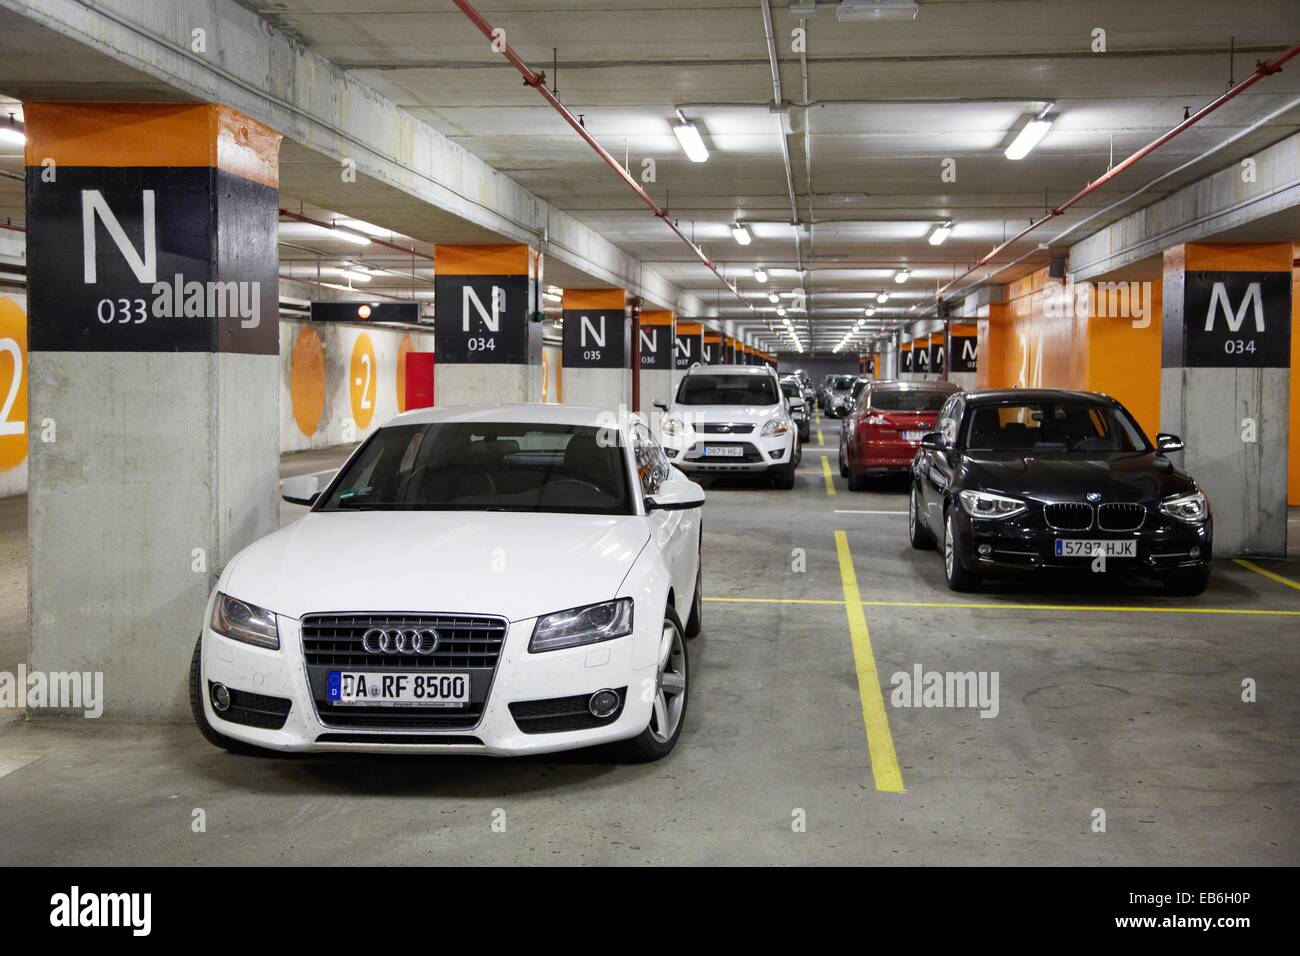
top-left (655, 365), bottom-right (802, 489)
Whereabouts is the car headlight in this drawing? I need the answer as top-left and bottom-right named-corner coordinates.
top-left (1160, 490), bottom-right (1209, 524)
top-left (529, 598), bottom-right (634, 653)
top-left (210, 592), bottom-right (280, 649)
top-left (761, 418), bottom-right (791, 436)
top-left (959, 489), bottom-right (1026, 519)
top-left (662, 416), bottom-right (686, 436)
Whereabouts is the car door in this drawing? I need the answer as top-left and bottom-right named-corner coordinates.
top-left (919, 395), bottom-right (963, 526)
top-left (632, 422), bottom-right (696, 602)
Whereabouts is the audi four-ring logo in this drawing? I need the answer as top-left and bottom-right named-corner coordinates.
top-left (361, 627), bottom-right (441, 655)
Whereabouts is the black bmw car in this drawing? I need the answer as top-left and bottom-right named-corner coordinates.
top-left (909, 389), bottom-right (1212, 595)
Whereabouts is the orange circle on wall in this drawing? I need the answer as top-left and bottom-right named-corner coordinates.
top-left (0, 298), bottom-right (29, 472)
top-left (395, 334), bottom-right (414, 413)
top-left (289, 326), bottom-right (326, 437)
top-left (349, 332), bottom-right (377, 430)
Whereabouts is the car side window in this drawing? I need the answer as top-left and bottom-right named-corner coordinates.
top-left (631, 422), bottom-right (670, 497)
top-left (938, 397), bottom-right (962, 447)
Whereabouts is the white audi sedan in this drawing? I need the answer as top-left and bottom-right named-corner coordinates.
top-left (191, 404), bottom-right (703, 761)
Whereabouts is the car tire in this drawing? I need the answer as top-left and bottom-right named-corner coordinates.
top-left (619, 609), bottom-right (689, 762)
top-left (847, 462), bottom-right (868, 492)
top-left (771, 462), bottom-right (796, 489)
top-left (839, 452), bottom-right (848, 478)
top-left (909, 483), bottom-right (935, 550)
top-left (684, 559), bottom-right (704, 638)
top-left (188, 636), bottom-right (264, 756)
top-left (1164, 565), bottom-right (1211, 596)
top-left (942, 505), bottom-right (980, 592)
top-left (799, 423), bottom-right (810, 443)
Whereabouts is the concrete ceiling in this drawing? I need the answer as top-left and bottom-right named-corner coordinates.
top-left (234, 0), bottom-right (1300, 352)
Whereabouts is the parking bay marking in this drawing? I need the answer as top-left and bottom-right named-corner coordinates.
top-left (703, 596), bottom-right (1300, 616)
top-left (1234, 558), bottom-right (1300, 593)
top-left (820, 456), bottom-right (836, 496)
top-left (834, 509), bottom-right (907, 515)
top-left (816, 429), bottom-right (824, 447)
top-left (834, 530), bottom-right (905, 794)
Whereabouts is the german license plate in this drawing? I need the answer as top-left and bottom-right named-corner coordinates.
top-left (1055, 539), bottom-right (1136, 558)
top-left (903, 430), bottom-right (927, 441)
top-left (703, 446), bottom-right (744, 457)
top-left (328, 672), bottom-right (470, 707)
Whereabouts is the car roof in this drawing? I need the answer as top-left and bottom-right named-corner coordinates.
top-left (962, 388), bottom-right (1117, 406)
top-left (686, 364), bottom-right (774, 377)
top-left (870, 379), bottom-right (960, 392)
top-left (386, 403), bottom-right (616, 429)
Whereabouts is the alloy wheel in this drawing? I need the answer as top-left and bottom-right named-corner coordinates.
top-left (944, 511), bottom-right (955, 579)
top-left (650, 622), bottom-right (687, 743)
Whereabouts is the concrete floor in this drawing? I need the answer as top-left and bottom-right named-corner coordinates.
top-left (0, 433), bottom-right (1298, 865)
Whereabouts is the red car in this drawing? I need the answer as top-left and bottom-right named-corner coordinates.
top-left (839, 379), bottom-right (960, 490)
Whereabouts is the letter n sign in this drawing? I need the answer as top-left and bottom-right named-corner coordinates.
top-left (434, 274), bottom-right (531, 363)
top-left (563, 308), bottom-right (626, 369)
top-left (1174, 272), bottom-right (1290, 368)
top-left (952, 334), bottom-right (978, 372)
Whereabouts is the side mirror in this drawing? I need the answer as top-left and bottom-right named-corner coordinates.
top-left (653, 400), bottom-right (669, 412)
top-left (645, 477), bottom-right (705, 512)
top-left (281, 473), bottom-right (322, 506)
top-left (918, 432), bottom-right (943, 451)
top-left (1156, 433), bottom-right (1184, 453)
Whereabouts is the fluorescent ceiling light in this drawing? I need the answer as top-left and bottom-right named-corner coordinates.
top-left (894, 268), bottom-right (910, 284)
top-left (864, 307), bottom-right (875, 316)
top-left (309, 223), bottom-right (371, 246)
top-left (768, 292), bottom-right (780, 303)
top-left (754, 267), bottom-right (768, 283)
top-left (673, 120), bottom-right (709, 163)
top-left (340, 269), bottom-right (371, 283)
top-left (731, 224), bottom-right (753, 246)
top-left (1005, 113), bottom-right (1053, 160)
top-left (928, 222), bottom-right (952, 246)
top-left (0, 125), bottom-right (24, 146)
top-left (777, 307), bottom-right (787, 316)
top-left (877, 291), bottom-right (889, 303)
top-left (837, 1), bottom-right (919, 22)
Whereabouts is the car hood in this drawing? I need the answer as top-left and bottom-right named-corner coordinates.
top-left (673, 404), bottom-right (784, 422)
top-left (222, 511), bottom-right (651, 622)
top-left (959, 451), bottom-right (1195, 504)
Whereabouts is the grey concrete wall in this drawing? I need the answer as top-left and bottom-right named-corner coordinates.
top-left (435, 363), bottom-right (534, 407)
top-left (1160, 366), bottom-right (1290, 557)
top-left (639, 368), bottom-right (676, 415)
top-left (280, 318), bottom-right (434, 453)
top-left (28, 352), bottom-right (278, 720)
top-left (563, 367), bottom-right (631, 413)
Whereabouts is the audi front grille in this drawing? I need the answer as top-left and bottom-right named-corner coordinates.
top-left (301, 612), bottom-right (507, 731)
top-left (1097, 502), bottom-right (1146, 532)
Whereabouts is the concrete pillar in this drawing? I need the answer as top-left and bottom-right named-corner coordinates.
top-left (675, 321), bottom-right (702, 371)
top-left (949, 321), bottom-right (979, 390)
top-left (24, 103), bottom-right (282, 719)
top-left (433, 244), bottom-right (543, 405)
top-left (702, 330), bottom-right (722, 365)
top-left (1161, 243), bottom-right (1293, 556)
top-left (639, 310), bottom-right (675, 414)
top-left (560, 288), bottom-right (631, 411)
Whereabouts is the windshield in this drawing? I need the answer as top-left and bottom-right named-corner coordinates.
top-left (831, 375), bottom-right (856, 391)
top-left (317, 422), bottom-right (632, 514)
top-left (962, 402), bottom-right (1149, 453)
top-left (780, 380), bottom-right (801, 399)
top-left (851, 378), bottom-right (870, 398)
top-left (871, 389), bottom-right (952, 412)
top-left (677, 374), bottom-right (779, 405)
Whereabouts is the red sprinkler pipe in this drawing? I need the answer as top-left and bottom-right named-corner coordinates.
top-left (451, 0), bottom-right (754, 313)
top-left (936, 42), bottom-right (1300, 302)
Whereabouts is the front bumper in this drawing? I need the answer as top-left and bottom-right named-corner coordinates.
top-left (199, 613), bottom-right (659, 755)
top-left (666, 431), bottom-right (795, 474)
top-left (950, 505), bottom-right (1213, 577)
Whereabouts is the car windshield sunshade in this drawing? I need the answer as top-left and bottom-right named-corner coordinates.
top-left (317, 422), bottom-right (633, 514)
top-left (963, 403), bottom-right (1149, 453)
top-left (677, 375), bottom-right (778, 405)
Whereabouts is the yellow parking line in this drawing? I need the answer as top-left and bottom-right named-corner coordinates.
top-left (816, 428), bottom-right (824, 447)
top-left (703, 595), bottom-right (1300, 617)
top-left (834, 531), bottom-right (905, 794)
top-left (820, 455), bottom-right (836, 496)
top-left (1234, 558), bottom-right (1300, 592)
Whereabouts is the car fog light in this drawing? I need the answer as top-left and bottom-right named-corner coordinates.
top-left (1190, 546), bottom-right (1200, 558)
top-left (210, 682), bottom-right (231, 713)
top-left (665, 448), bottom-right (679, 458)
top-left (588, 689), bottom-right (620, 718)
top-left (977, 544), bottom-right (992, 556)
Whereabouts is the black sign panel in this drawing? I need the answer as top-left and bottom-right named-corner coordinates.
top-left (433, 274), bottom-right (532, 363)
top-left (901, 347), bottom-right (913, 373)
top-left (952, 335), bottom-right (978, 373)
top-left (27, 167), bottom-right (278, 354)
top-left (863, 357), bottom-right (876, 375)
top-left (930, 340), bottom-right (945, 373)
top-left (311, 302), bottom-right (420, 324)
top-left (640, 324), bottom-right (673, 370)
top-left (675, 331), bottom-right (700, 369)
top-left (914, 345), bottom-right (930, 373)
top-left (1176, 271), bottom-right (1291, 368)
top-left (702, 339), bottom-right (719, 364)
top-left (563, 308), bottom-right (627, 369)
